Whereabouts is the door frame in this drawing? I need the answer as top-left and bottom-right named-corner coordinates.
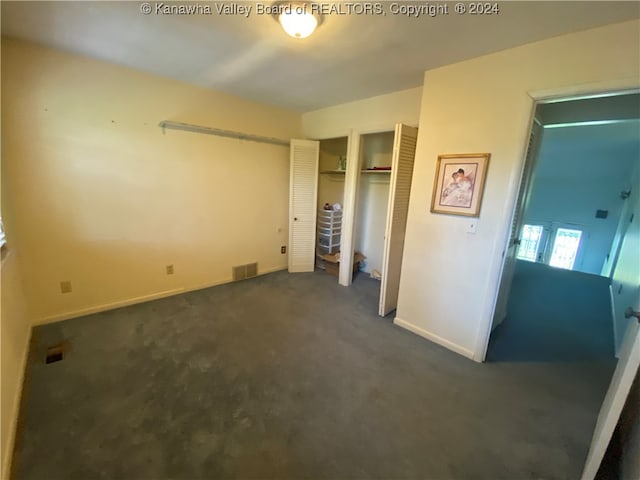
top-left (489, 114), bottom-right (543, 332)
top-left (308, 130), bottom-right (353, 282)
top-left (474, 80), bottom-right (640, 479)
top-left (581, 319), bottom-right (640, 480)
top-left (340, 124), bottom-right (397, 286)
top-left (476, 83), bottom-right (640, 362)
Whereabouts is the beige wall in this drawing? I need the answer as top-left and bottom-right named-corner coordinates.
top-left (0, 249), bottom-right (31, 480)
top-left (2, 38), bottom-right (301, 324)
top-left (1, 115), bottom-right (32, 478)
top-left (303, 87), bottom-right (422, 285)
top-left (302, 87), bottom-right (422, 139)
top-left (395, 20), bottom-right (640, 360)
top-left (2, 19), bottom-right (637, 474)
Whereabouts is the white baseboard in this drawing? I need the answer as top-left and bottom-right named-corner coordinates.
top-left (4, 265), bottom-right (287, 475)
top-left (158, 265), bottom-right (287, 298)
top-left (33, 288), bottom-right (186, 326)
top-left (259, 265), bottom-right (288, 275)
top-left (1, 326), bottom-right (32, 480)
top-left (393, 317), bottom-right (475, 360)
top-left (33, 265), bottom-right (288, 326)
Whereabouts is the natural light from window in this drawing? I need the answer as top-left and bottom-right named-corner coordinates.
top-left (516, 224), bottom-right (543, 262)
top-left (548, 228), bottom-right (582, 270)
top-left (0, 218), bottom-right (5, 249)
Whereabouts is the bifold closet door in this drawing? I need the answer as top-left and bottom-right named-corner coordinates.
top-left (379, 124), bottom-right (418, 316)
top-left (289, 139), bottom-right (319, 273)
top-left (491, 120), bottom-right (542, 331)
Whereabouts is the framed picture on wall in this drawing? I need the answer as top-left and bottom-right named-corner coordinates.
top-left (430, 153), bottom-right (490, 217)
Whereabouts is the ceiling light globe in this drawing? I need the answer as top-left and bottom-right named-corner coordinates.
top-left (279, 10), bottom-right (318, 39)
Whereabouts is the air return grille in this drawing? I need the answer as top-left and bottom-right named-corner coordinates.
top-left (45, 342), bottom-right (68, 364)
top-left (232, 262), bottom-right (258, 281)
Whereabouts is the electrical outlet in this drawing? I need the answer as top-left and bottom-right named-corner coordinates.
top-left (60, 281), bottom-right (72, 294)
top-left (166, 265), bottom-right (174, 275)
top-left (281, 246), bottom-right (286, 254)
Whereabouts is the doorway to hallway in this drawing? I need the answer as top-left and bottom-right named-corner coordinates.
top-left (488, 92), bottom-right (640, 362)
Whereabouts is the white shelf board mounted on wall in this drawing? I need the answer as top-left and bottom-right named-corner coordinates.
top-left (159, 120), bottom-right (290, 147)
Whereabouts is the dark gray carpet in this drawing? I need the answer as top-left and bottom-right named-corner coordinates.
top-left (487, 260), bottom-right (615, 362)
top-left (14, 270), bottom-right (614, 479)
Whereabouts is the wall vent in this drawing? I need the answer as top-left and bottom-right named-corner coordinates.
top-left (232, 262), bottom-right (258, 281)
top-left (245, 262), bottom-right (258, 278)
top-left (45, 342), bottom-right (68, 364)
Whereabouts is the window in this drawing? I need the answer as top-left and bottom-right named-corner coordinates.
top-left (0, 218), bottom-right (5, 249)
top-left (516, 224), bottom-right (544, 262)
top-left (548, 228), bottom-right (582, 270)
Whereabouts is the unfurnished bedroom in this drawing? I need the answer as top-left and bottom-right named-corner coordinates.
top-left (1, 2), bottom-right (639, 479)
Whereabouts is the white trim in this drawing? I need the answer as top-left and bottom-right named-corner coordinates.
top-left (529, 79), bottom-right (640, 104)
top-left (309, 130), bottom-right (351, 141)
top-left (33, 288), bottom-right (186, 325)
top-left (610, 284), bottom-right (620, 358)
top-left (394, 317), bottom-right (475, 360)
top-left (354, 124), bottom-right (396, 136)
top-left (2, 327), bottom-right (32, 480)
top-left (339, 124), bottom-right (405, 287)
top-left (472, 98), bottom-right (538, 362)
top-left (187, 265), bottom-right (286, 292)
top-left (158, 120), bottom-right (290, 147)
top-left (477, 80), bottom-right (640, 363)
top-left (33, 266), bottom-right (287, 326)
top-left (544, 119), bottom-right (638, 129)
top-left (338, 130), bottom-right (358, 286)
top-left (582, 321), bottom-right (640, 480)
top-left (5, 264), bottom-right (281, 474)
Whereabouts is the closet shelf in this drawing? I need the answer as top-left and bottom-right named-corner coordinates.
top-left (320, 169), bottom-right (393, 174)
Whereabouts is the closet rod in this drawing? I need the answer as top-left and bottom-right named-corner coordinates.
top-left (159, 120), bottom-right (290, 147)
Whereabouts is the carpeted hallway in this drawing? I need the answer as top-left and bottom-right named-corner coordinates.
top-left (13, 269), bottom-right (615, 479)
top-left (487, 260), bottom-right (616, 362)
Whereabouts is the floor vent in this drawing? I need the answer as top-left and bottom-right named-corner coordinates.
top-left (45, 343), bottom-right (67, 364)
top-left (232, 262), bottom-right (258, 281)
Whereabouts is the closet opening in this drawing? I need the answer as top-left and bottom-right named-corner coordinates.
top-left (288, 124), bottom-right (418, 312)
top-left (354, 131), bottom-right (394, 281)
top-left (315, 136), bottom-right (348, 279)
top-left (351, 124), bottom-right (418, 317)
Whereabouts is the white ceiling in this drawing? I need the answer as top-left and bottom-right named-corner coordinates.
top-left (2, 1), bottom-right (639, 111)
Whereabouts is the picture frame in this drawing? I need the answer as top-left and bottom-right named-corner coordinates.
top-left (430, 153), bottom-right (490, 217)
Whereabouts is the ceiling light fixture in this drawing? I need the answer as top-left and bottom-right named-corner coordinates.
top-left (276, 2), bottom-right (322, 39)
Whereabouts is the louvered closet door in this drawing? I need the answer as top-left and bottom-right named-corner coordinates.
top-left (491, 120), bottom-right (543, 330)
top-left (289, 139), bottom-right (319, 273)
top-left (379, 124), bottom-right (418, 316)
